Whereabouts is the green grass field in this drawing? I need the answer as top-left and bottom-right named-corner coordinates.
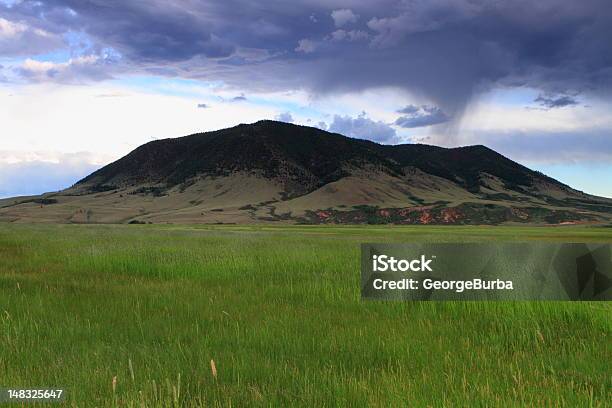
top-left (0, 224), bottom-right (610, 407)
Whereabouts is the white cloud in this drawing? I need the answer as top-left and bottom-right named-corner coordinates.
top-left (331, 9), bottom-right (359, 28)
top-left (17, 55), bottom-right (111, 83)
top-left (0, 17), bottom-right (24, 37)
top-left (295, 39), bottom-right (316, 53)
top-left (275, 111), bottom-right (294, 122)
top-left (460, 99), bottom-right (612, 134)
top-left (329, 29), bottom-right (369, 42)
top-left (0, 82), bottom-right (281, 157)
top-left (328, 112), bottom-right (396, 143)
top-left (0, 17), bottom-right (63, 55)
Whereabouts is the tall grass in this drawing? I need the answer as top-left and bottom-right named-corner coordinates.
top-left (0, 224), bottom-right (610, 406)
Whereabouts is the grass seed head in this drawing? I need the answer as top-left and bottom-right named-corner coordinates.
top-left (210, 359), bottom-right (217, 380)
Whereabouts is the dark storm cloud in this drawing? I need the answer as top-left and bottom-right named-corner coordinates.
top-left (394, 104), bottom-right (450, 128)
top-left (2, 0), bottom-right (612, 117)
top-left (1, 1), bottom-right (234, 62)
top-left (534, 94), bottom-right (579, 109)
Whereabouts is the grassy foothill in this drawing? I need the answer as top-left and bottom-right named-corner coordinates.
top-left (0, 224), bottom-right (610, 407)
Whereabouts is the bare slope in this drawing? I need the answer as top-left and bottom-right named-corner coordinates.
top-left (1, 120), bottom-right (610, 225)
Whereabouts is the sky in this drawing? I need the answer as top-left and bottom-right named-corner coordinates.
top-left (1, 0), bottom-right (611, 198)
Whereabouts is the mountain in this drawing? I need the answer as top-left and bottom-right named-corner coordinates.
top-left (1, 120), bottom-right (611, 225)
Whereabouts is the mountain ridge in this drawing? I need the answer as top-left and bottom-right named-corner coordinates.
top-left (1, 120), bottom-right (610, 225)
top-left (77, 120), bottom-right (569, 195)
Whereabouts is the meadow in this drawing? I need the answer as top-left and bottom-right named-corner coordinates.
top-left (0, 224), bottom-right (610, 407)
